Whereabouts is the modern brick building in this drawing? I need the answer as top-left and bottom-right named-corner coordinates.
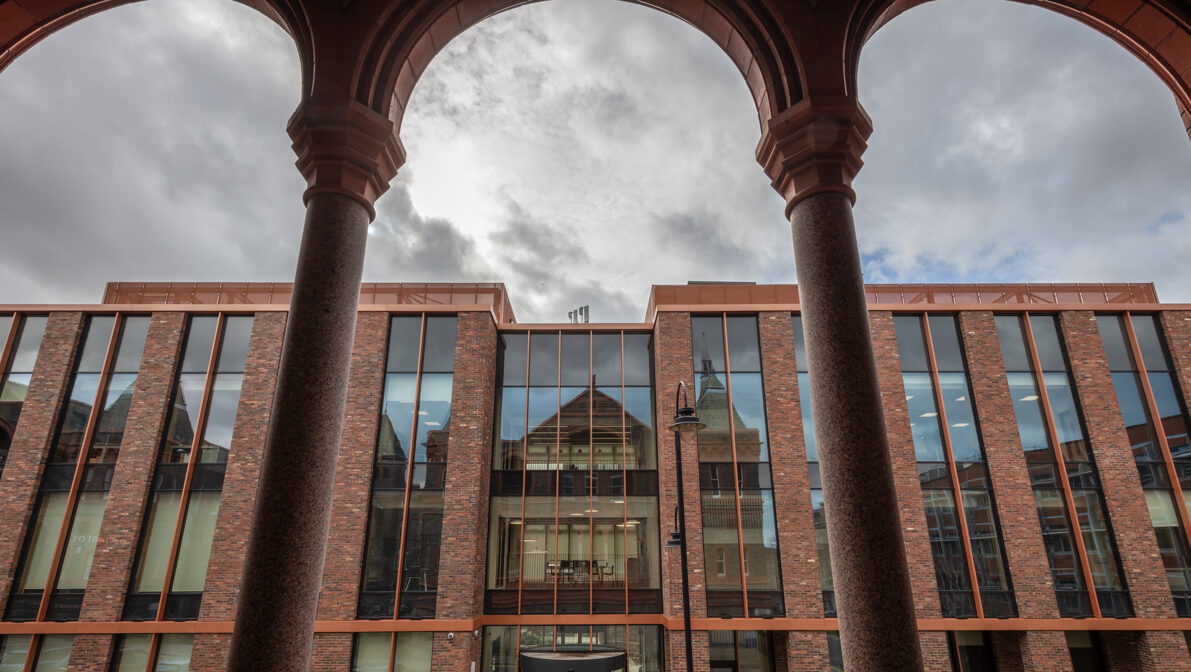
top-left (0, 280), bottom-right (1189, 671)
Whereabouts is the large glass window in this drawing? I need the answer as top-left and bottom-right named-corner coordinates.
top-left (111, 634), bottom-right (193, 672)
top-left (0, 635), bottom-right (72, 672)
top-left (894, 315), bottom-right (1014, 617)
top-left (792, 316), bottom-right (834, 617)
top-left (125, 315), bottom-right (253, 623)
top-left (708, 630), bottom-right (775, 672)
top-left (351, 632), bottom-right (432, 672)
top-left (996, 315), bottom-right (1129, 617)
top-left (1097, 314), bottom-right (1191, 615)
top-left (480, 625), bottom-right (663, 672)
top-left (0, 315), bottom-right (47, 476)
top-left (6, 316), bottom-right (148, 623)
top-left (359, 316), bottom-right (455, 619)
top-left (486, 330), bottom-right (660, 616)
top-left (692, 316), bottom-right (783, 618)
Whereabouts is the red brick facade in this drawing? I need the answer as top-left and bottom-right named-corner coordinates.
top-left (2, 286), bottom-right (1191, 671)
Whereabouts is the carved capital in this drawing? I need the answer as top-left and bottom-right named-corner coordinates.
top-left (756, 97), bottom-right (873, 217)
top-left (287, 98), bottom-right (407, 220)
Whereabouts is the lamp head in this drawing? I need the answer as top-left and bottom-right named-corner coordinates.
top-left (669, 405), bottom-right (706, 434)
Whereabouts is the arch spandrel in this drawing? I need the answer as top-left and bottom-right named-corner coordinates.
top-left (850, 0), bottom-right (1191, 142)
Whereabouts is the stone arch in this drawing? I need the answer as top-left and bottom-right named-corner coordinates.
top-left (347, 0), bottom-right (807, 135)
top-left (0, 0), bottom-right (310, 88)
top-left (849, 0), bottom-right (1191, 139)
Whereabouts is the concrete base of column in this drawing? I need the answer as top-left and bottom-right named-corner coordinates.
top-left (226, 192), bottom-right (372, 672)
top-left (791, 191), bottom-right (923, 671)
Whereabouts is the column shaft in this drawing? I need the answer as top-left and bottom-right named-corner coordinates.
top-left (791, 191), bottom-right (923, 671)
top-left (226, 192), bottom-right (372, 672)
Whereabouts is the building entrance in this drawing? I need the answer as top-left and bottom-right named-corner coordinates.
top-left (519, 645), bottom-right (627, 672)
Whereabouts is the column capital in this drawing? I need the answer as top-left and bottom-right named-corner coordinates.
top-left (756, 96), bottom-right (873, 217)
top-left (287, 98), bottom-right (406, 220)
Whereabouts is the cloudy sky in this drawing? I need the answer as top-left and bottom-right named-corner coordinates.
top-left (0, 0), bottom-right (1187, 323)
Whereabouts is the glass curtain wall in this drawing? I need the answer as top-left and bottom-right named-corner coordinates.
top-left (486, 330), bottom-right (660, 615)
top-left (995, 315), bottom-right (1129, 617)
top-left (6, 314), bottom-right (149, 622)
top-left (691, 315), bottom-right (783, 618)
top-left (0, 634), bottom-right (73, 671)
top-left (125, 315), bottom-right (254, 622)
top-left (350, 632), bottom-right (432, 672)
top-left (479, 625), bottom-right (663, 672)
top-left (111, 634), bottom-right (194, 672)
top-left (0, 315), bottom-right (48, 476)
top-left (358, 315), bottom-right (455, 621)
top-left (893, 314), bottom-right (1014, 617)
top-left (1097, 314), bottom-right (1191, 615)
top-left (791, 316), bottom-right (834, 617)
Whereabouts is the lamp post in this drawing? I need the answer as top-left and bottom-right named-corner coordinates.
top-left (666, 381), bottom-right (704, 672)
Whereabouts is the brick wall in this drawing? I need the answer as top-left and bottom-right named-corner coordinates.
top-left (989, 630), bottom-right (1072, 672)
top-left (317, 313), bottom-right (388, 621)
top-left (1060, 311), bottom-right (1174, 618)
top-left (0, 312), bottom-right (84, 613)
top-left (190, 312), bottom-right (286, 671)
top-left (959, 311), bottom-right (1058, 620)
top-left (435, 311), bottom-right (498, 621)
top-left (1160, 311), bottom-right (1191, 450)
top-left (868, 311), bottom-right (942, 620)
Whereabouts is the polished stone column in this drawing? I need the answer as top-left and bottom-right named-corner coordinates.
top-left (792, 192), bottom-right (922, 671)
top-left (226, 192), bottom-right (371, 672)
top-left (761, 97), bottom-right (922, 671)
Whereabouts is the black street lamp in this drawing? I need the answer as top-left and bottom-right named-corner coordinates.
top-left (667, 381), bottom-right (705, 672)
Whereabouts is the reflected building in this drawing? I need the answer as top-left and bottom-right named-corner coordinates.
top-left (0, 280), bottom-right (1189, 671)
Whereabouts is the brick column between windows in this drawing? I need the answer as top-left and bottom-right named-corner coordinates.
top-left (653, 311), bottom-right (707, 623)
top-left (431, 311), bottom-right (498, 670)
top-left (316, 312), bottom-right (388, 620)
top-left (989, 630), bottom-right (1072, 672)
top-left (0, 311), bottom-right (85, 613)
top-left (66, 312), bottom-right (186, 671)
top-left (1060, 311), bottom-right (1175, 617)
top-left (189, 312), bottom-right (286, 672)
top-left (757, 312), bottom-right (822, 617)
top-left (1160, 311), bottom-right (1191, 438)
top-left (958, 311), bottom-right (1059, 619)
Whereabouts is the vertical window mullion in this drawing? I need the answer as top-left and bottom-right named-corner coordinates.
top-left (516, 335), bottom-right (530, 616)
top-left (620, 331), bottom-right (629, 613)
top-left (552, 332), bottom-right (561, 615)
top-left (920, 316), bottom-right (985, 619)
top-left (36, 313), bottom-right (123, 623)
top-left (391, 315), bottom-right (426, 620)
top-left (1021, 313), bottom-right (1103, 618)
top-left (720, 315), bottom-right (749, 617)
top-left (587, 331), bottom-right (594, 615)
top-left (154, 314), bottom-right (225, 622)
top-left (1121, 314), bottom-right (1191, 562)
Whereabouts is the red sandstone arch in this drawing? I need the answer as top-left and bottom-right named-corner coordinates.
top-left (849, 0), bottom-right (1191, 139)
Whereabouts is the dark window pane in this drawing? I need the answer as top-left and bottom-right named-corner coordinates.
top-left (421, 316), bottom-right (456, 372)
top-left (529, 333), bottom-right (559, 386)
top-left (1007, 373), bottom-right (1050, 456)
top-left (500, 333), bottom-right (527, 386)
top-left (90, 373), bottom-right (137, 462)
top-left (1131, 315), bottom-right (1168, 372)
top-left (927, 315), bottom-right (964, 372)
top-left (113, 317), bottom-right (149, 373)
top-left (77, 316), bottom-right (115, 373)
top-left (938, 372), bottom-right (981, 462)
top-left (791, 315), bottom-right (807, 373)
top-left (495, 387), bottom-right (527, 470)
top-left (216, 316), bottom-right (254, 373)
top-left (729, 373), bottom-right (768, 463)
top-left (10, 316), bottom-right (47, 372)
top-left (160, 374), bottom-right (205, 463)
top-left (961, 490), bottom-right (1011, 599)
top-left (0, 316), bottom-right (11, 353)
top-left (691, 316), bottom-right (725, 374)
top-left (560, 333), bottom-right (590, 386)
top-left (702, 492), bottom-right (742, 595)
top-left (387, 316), bottom-right (423, 373)
top-left (995, 315), bottom-right (1031, 372)
top-left (52, 373), bottom-right (101, 462)
top-left (591, 334), bottom-right (621, 387)
top-left (1110, 372), bottom-right (1162, 462)
top-left (1071, 491), bottom-right (1124, 591)
top-left (199, 374), bottom-right (241, 464)
top-left (360, 490), bottom-right (404, 599)
top-left (622, 333), bottom-right (652, 386)
top-left (1096, 315), bottom-right (1133, 372)
top-left (623, 387), bottom-right (655, 470)
top-left (894, 315), bottom-right (929, 371)
top-left (399, 490), bottom-right (443, 618)
top-left (742, 490), bottom-right (780, 592)
top-left (725, 317), bottom-right (760, 371)
top-left (1029, 315), bottom-right (1067, 372)
top-left (181, 317), bottom-right (218, 373)
top-left (922, 489), bottom-right (974, 615)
